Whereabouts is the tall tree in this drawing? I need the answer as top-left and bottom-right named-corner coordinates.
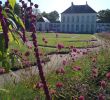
top-left (42, 10), bottom-right (59, 22)
top-left (97, 9), bottom-right (110, 23)
top-left (48, 11), bottom-right (59, 22)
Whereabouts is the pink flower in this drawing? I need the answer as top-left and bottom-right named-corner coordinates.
top-left (106, 72), bottom-right (110, 80)
top-left (62, 60), bottom-right (66, 65)
top-left (0, 68), bottom-right (5, 74)
top-left (79, 96), bottom-right (85, 100)
top-left (56, 82), bottom-right (63, 88)
top-left (36, 82), bottom-right (44, 89)
top-left (100, 80), bottom-right (106, 89)
top-left (92, 68), bottom-right (98, 77)
top-left (57, 43), bottom-right (64, 50)
top-left (72, 47), bottom-right (77, 52)
top-left (56, 67), bottom-right (65, 74)
top-left (73, 66), bottom-right (81, 71)
top-left (98, 94), bottom-right (105, 100)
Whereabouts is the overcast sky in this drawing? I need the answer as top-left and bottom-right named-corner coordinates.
top-left (2, 0), bottom-right (110, 13)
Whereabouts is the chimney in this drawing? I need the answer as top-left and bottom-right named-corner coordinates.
top-left (71, 2), bottom-right (74, 6)
top-left (86, 1), bottom-right (88, 5)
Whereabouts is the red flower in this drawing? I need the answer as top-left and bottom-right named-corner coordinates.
top-left (25, 51), bottom-right (30, 56)
top-left (79, 96), bottom-right (85, 100)
top-left (56, 82), bottom-right (63, 88)
top-left (106, 72), bottom-right (110, 80)
top-left (73, 66), bottom-right (81, 71)
top-left (100, 80), bottom-right (106, 89)
top-left (57, 43), bottom-right (64, 50)
top-left (98, 94), bottom-right (105, 100)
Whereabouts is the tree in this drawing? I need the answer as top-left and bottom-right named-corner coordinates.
top-left (48, 11), bottom-right (59, 22)
top-left (97, 9), bottom-right (110, 23)
top-left (42, 10), bottom-right (59, 22)
top-left (42, 11), bottom-right (49, 19)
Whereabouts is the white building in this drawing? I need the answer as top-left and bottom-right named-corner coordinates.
top-left (61, 2), bottom-right (97, 33)
top-left (97, 22), bottom-right (110, 32)
top-left (36, 17), bottom-right (50, 32)
top-left (36, 2), bottom-right (97, 33)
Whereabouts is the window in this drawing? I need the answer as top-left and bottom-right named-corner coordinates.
top-left (91, 24), bottom-right (94, 32)
top-left (76, 25), bottom-right (79, 32)
top-left (71, 24), bottom-right (74, 31)
top-left (81, 16), bottom-right (84, 23)
top-left (72, 17), bottom-right (74, 22)
top-left (81, 24), bottom-right (84, 32)
top-left (92, 16), bottom-right (95, 22)
top-left (62, 16), bottom-right (65, 23)
top-left (67, 16), bottom-right (70, 23)
top-left (67, 24), bottom-right (69, 31)
top-left (76, 16), bottom-right (79, 23)
top-left (87, 16), bottom-right (89, 22)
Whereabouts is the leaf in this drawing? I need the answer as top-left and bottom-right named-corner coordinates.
top-left (7, 18), bottom-right (17, 29)
top-left (11, 32), bottom-right (21, 46)
top-left (0, 23), bottom-right (3, 32)
top-left (8, 32), bottom-right (14, 42)
top-left (14, 14), bottom-right (25, 29)
top-left (9, 0), bottom-right (16, 9)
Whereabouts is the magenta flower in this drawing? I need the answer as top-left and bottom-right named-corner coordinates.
top-left (56, 67), bottom-right (65, 74)
top-left (100, 80), bottom-right (106, 89)
top-left (36, 82), bottom-right (44, 89)
top-left (106, 72), bottom-right (110, 80)
top-left (72, 48), bottom-right (77, 52)
top-left (79, 96), bottom-right (85, 100)
top-left (98, 94), bottom-right (105, 100)
top-left (62, 60), bottom-right (66, 65)
top-left (92, 68), bottom-right (98, 78)
top-left (57, 43), bottom-right (64, 50)
top-left (0, 67), bottom-right (5, 74)
top-left (56, 82), bottom-right (63, 88)
top-left (73, 66), bottom-right (81, 71)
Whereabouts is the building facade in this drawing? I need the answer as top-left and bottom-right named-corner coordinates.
top-left (36, 2), bottom-right (97, 33)
top-left (36, 17), bottom-right (50, 32)
top-left (61, 2), bottom-right (97, 33)
top-left (97, 22), bottom-right (110, 32)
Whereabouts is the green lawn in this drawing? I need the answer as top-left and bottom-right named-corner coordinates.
top-left (30, 32), bottom-right (98, 48)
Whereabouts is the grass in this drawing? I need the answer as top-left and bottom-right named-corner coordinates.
top-left (37, 33), bottom-right (97, 48)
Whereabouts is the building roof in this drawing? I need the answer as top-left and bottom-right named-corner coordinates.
top-left (37, 17), bottom-right (50, 23)
top-left (62, 2), bottom-right (96, 14)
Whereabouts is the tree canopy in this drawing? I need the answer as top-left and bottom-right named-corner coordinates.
top-left (42, 11), bottom-right (59, 22)
top-left (97, 9), bottom-right (110, 23)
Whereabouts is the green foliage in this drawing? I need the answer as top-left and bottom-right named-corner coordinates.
top-left (9, 0), bottom-right (16, 9)
top-left (97, 9), bottom-right (110, 23)
top-left (42, 11), bottom-right (59, 22)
